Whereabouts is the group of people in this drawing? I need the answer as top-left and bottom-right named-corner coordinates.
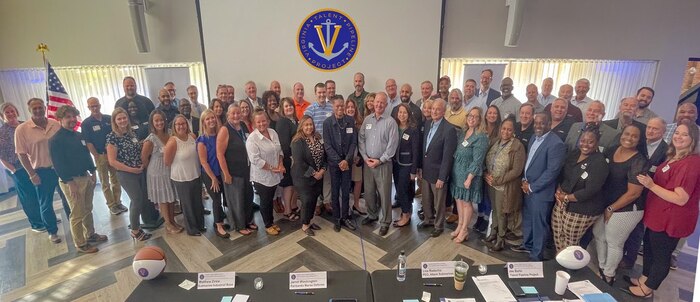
top-left (1, 70), bottom-right (697, 299)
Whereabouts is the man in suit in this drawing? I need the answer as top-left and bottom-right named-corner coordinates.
top-left (244, 81), bottom-right (264, 109)
top-left (603, 96), bottom-right (647, 146)
top-left (620, 117), bottom-right (668, 268)
top-left (475, 69), bottom-right (501, 107)
top-left (565, 101), bottom-right (618, 153)
top-left (178, 99), bottom-right (199, 137)
top-left (419, 99), bottom-right (458, 237)
top-left (511, 112), bottom-right (566, 261)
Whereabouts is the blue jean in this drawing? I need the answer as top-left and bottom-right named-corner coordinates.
top-left (7, 169), bottom-right (44, 229)
top-left (34, 168), bottom-right (60, 234)
top-left (522, 194), bottom-right (553, 261)
top-left (329, 164), bottom-right (352, 220)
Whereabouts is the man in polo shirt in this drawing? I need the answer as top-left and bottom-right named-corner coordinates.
top-left (115, 76), bottom-right (155, 123)
top-left (386, 79), bottom-right (401, 113)
top-left (244, 81), bottom-right (264, 109)
top-left (544, 84), bottom-right (583, 123)
top-left (156, 88), bottom-right (180, 128)
top-left (537, 78), bottom-right (556, 107)
top-left (549, 98), bottom-right (576, 142)
top-left (81, 97), bottom-right (127, 215)
top-left (359, 92), bottom-right (399, 236)
top-left (491, 77), bottom-right (522, 121)
top-left (185, 85), bottom-right (207, 118)
top-left (347, 72), bottom-right (369, 116)
top-left (325, 80), bottom-right (337, 99)
top-left (15, 98), bottom-right (63, 243)
top-left (293, 82), bottom-right (310, 120)
top-left (570, 78), bottom-right (593, 113)
top-left (49, 106), bottom-right (108, 253)
top-left (635, 87), bottom-right (658, 124)
top-left (305, 83), bottom-right (333, 214)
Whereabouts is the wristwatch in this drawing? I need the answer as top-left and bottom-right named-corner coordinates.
top-left (606, 206), bottom-right (614, 213)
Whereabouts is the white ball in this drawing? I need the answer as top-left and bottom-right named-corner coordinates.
top-left (132, 259), bottom-right (166, 280)
top-left (556, 246), bottom-right (590, 270)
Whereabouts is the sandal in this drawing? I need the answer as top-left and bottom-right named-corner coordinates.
top-left (392, 218), bottom-right (411, 227)
top-left (620, 285), bottom-right (653, 299)
top-left (130, 229), bottom-right (152, 241)
top-left (238, 229), bottom-right (253, 235)
top-left (623, 275), bottom-right (640, 286)
top-left (247, 223), bottom-right (258, 230)
top-left (166, 226), bottom-right (183, 234)
top-left (284, 213), bottom-right (300, 221)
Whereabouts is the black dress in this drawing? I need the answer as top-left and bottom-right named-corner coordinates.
top-left (275, 117), bottom-right (297, 187)
top-left (603, 146), bottom-right (648, 212)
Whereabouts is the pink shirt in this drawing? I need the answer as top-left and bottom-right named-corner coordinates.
top-left (14, 118), bottom-right (60, 169)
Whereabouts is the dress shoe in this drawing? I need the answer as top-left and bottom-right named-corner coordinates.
top-left (309, 223), bottom-right (321, 230)
top-left (342, 218), bottom-right (357, 230)
top-left (417, 221), bottom-right (434, 228)
top-left (379, 226), bottom-right (389, 236)
top-left (510, 245), bottom-right (529, 253)
top-left (334, 224), bottom-right (341, 232)
top-left (361, 217), bottom-right (378, 225)
top-left (446, 214), bottom-right (458, 224)
top-left (430, 229), bottom-right (444, 237)
top-left (215, 229), bottom-right (230, 239)
top-left (483, 233), bottom-right (497, 243)
top-left (417, 208), bottom-right (425, 220)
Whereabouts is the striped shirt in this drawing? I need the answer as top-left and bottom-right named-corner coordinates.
top-left (304, 101), bottom-right (333, 135)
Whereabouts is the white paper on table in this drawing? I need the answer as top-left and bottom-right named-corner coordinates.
top-left (232, 294), bottom-right (249, 302)
top-left (567, 280), bottom-right (602, 300)
top-left (421, 291), bottom-right (432, 302)
top-left (197, 272), bottom-right (236, 289)
top-left (440, 298), bottom-right (477, 302)
top-left (421, 261), bottom-right (457, 278)
top-left (289, 271), bottom-right (328, 290)
top-left (178, 279), bottom-right (196, 290)
top-left (472, 275), bottom-right (517, 302)
top-left (506, 262), bottom-right (544, 279)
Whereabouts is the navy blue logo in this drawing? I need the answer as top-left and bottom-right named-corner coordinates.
top-left (297, 9), bottom-right (359, 71)
top-left (138, 268), bottom-right (149, 277)
top-left (574, 250), bottom-right (584, 260)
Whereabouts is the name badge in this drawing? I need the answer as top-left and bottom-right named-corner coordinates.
top-left (462, 140), bottom-right (469, 147)
top-left (366, 124), bottom-right (372, 130)
top-left (92, 125), bottom-right (101, 132)
top-left (507, 262), bottom-right (544, 279)
top-left (131, 125), bottom-right (139, 130)
top-left (131, 138), bottom-right (138, 143)
top-left (81, 140), bottom-right (86, 146)
top-left (662, 165), bottom-right (670, 173)
top-left (421, 261), bottom-right (456, 278)
top-left (649, 165), bottom-right (657, 173)
top-left (289, 272), bottom-right (327, 290)
top-left (403, 133), bottom-right (410, 140)
top-left (326, 112), bottom-right (332, 117)
top-left (598, 146), bottom-right (604, 152)
top-left (581, 171), bottom-right (588, 179)
top-left (346, 127), bottom-right (353, 134)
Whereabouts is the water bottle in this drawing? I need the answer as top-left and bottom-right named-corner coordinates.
top-left (396, 250), bottom-right (407, 282)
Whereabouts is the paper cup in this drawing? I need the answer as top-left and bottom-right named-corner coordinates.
top-left (554, 270), bottom-right (571, 295)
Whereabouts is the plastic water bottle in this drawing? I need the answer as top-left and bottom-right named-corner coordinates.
top-left (397, 250), bottom-right (407, 282)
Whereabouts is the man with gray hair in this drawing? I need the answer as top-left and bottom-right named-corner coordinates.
top-left (525, 83), bottom-right (545, 113)
top-left (418, 98), bottom-right (457, 237)
top-left (359, 92), bottom-right (399, 236)
top-left (537, 77), bottom-right (556, 107)
top-left (603, 96), bottom-right (647, 143)
top-left (244, 81), bottom-right (264, 109)
top-left (49, 106), bottom-right (107, 253)
top-left (570, 78), bottom-right (593, 113)
top-left (565, 100), bottom-right (619, 152)
top-left (186, 85), bottom-right (207, 118)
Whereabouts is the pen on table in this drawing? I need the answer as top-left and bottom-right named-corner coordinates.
top-left (423, 283), bottom-right (442, 287)
top-left (295, 291), bottom-right (315, 295)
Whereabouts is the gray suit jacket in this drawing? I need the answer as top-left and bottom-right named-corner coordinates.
top-left (564, 122), bottom-right (620, 153)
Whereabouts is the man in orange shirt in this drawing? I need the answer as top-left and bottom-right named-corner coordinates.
top-left (293, 82), bottom-right (310, 120)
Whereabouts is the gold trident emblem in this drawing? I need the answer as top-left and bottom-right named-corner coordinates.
top-left (308, 19), bottom-right (349, 61)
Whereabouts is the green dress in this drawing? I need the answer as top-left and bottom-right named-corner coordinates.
top-left (450, 131), bottom-right (488, 203)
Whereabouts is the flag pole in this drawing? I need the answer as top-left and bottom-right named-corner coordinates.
top-left (36, 43), bottom-right (50, 117)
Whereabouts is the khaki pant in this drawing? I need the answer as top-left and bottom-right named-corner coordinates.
top-left (59, 176), bottom-right (97, 247)
top-left (95, 153), bottom-right (121, 209)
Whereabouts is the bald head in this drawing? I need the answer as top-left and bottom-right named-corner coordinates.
top-left (270, 81), bottom-right (281, 96)
top-left (500, 77), bottom-right (514, 98)
top-left (385, 79), bottom-right (397, 99)
top-left (293, 82), bottom-right (304, 101)
top-left (158, 88), bottom-right (172, 106)
top-left (675, 102), bottom-right (698, 123)
top-left (400, 84), bottom-right (413, 103)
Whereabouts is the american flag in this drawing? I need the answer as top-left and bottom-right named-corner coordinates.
top-left (46, 62), bottom-right (80, 126)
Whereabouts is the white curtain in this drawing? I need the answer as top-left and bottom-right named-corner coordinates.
top-left (0, 62), bottom-right (207, 121)
top-left (441, 58), bottom-right (658, 120)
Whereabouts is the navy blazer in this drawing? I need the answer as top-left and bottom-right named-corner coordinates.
top-left (421, 119), bottom-right (457, 183)
top-left (524, 132), bottom-right (566, 201)
top-left (322, 115), bottom-right (357, 166)
top-left (476, 88), bottom-right (501, 107)
top-left (394, 126), bottom-right (422, 174)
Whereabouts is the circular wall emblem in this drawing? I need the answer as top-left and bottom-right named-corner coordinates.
top-left (138, 268), bottom-right (149, 277)
top-left (297, 8), bottom-right (360, 72)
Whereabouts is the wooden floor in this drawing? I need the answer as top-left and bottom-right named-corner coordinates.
top-left (0, 186), bottom-right (695, 302)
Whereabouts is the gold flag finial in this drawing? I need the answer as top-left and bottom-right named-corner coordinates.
top-left (36, 43), bottom-right (49, 65)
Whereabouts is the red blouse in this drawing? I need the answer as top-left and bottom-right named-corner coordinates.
top-left (643, 155), bottom-right (700, 238)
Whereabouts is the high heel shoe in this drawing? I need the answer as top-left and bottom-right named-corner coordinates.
top-left (352, 206), bottom-right (367, 216)
top-left (450, 230), bottom-right (459, 238)
top-left (131, 229), bottom-right (152, 241)
top-left (453, 231), bottom-right (469, 243)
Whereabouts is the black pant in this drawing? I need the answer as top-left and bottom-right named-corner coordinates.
top-left (622, 221), bottom-right (645, 265)
top-left (392, 163), bottom-right (415, 214)
top-left (298, 181), bottom-right (323, 225)
top-left (253, 182), bottom-right (277, 228)
top-left (173, 178), bottom-right (205, 235)
top-left (202, 173), bottom-right (225, 224)
top-left (329, 165), bottom-right (352, 221)
top-left (642, 228), bottom-right (679, 290)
